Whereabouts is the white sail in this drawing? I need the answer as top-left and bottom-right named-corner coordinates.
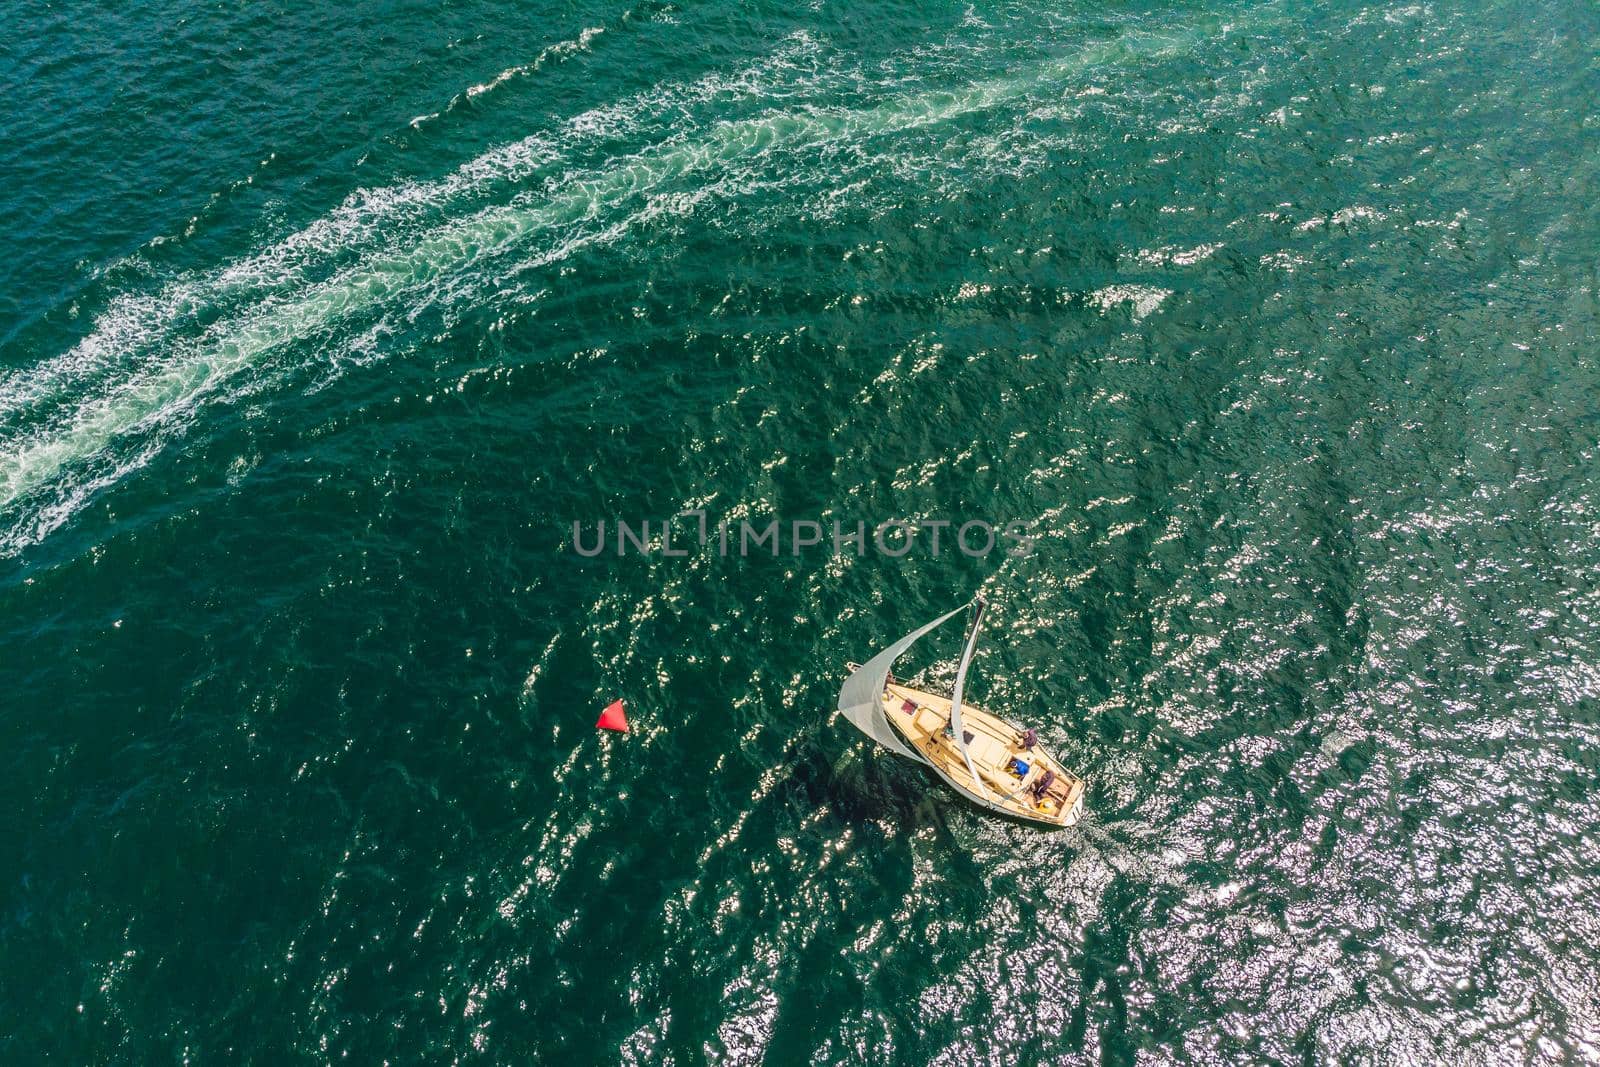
top-left (947, 598), bottom-right (988, 794)
top-left (837, 601), bottom-right (970, 765)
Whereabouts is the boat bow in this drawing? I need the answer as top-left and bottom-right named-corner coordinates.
top-left (836, 601), bottom-right (970, 765)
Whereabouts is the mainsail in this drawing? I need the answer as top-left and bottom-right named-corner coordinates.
top-left (948, 597), bottom-right (988, 793)
top-left (837, 601), bottom-right (970, 765)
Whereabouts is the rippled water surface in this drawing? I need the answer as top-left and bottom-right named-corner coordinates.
top-left (3, 0), bottom-right (1599, 1060)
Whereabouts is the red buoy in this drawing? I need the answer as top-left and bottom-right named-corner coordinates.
top-left (596, 699), bottom-right (629, 733)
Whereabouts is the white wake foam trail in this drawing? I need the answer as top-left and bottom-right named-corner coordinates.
top-left (0, 32), bottom-right (829, 427)
top-left (468, 27), bottom-right (607, 100)
top-left (408, 26), bottom-right (606, 127)
top-left (0, 17), bottom-right (1229, 545)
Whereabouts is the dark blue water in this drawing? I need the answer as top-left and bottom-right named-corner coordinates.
top-left (3, 0), bottom-right (1599, 1060)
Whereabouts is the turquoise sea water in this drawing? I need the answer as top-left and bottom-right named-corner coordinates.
top-left (4, 0), bottom-right (1599, 1060)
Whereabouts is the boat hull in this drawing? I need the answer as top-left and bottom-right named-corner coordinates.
top-left (879, 680), bottom-right (1085, 828)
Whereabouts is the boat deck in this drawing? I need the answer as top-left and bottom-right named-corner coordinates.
top-left (881, 680), bottom-right (1084, 826)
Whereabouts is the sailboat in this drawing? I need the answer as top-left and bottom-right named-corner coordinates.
top-left (838, 597), bottom-right (1085, 828)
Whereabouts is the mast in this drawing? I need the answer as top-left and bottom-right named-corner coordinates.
top-left (947, 596), bottom-right (988, 795)
top-left (837, 601), bottom-right (969, 765)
